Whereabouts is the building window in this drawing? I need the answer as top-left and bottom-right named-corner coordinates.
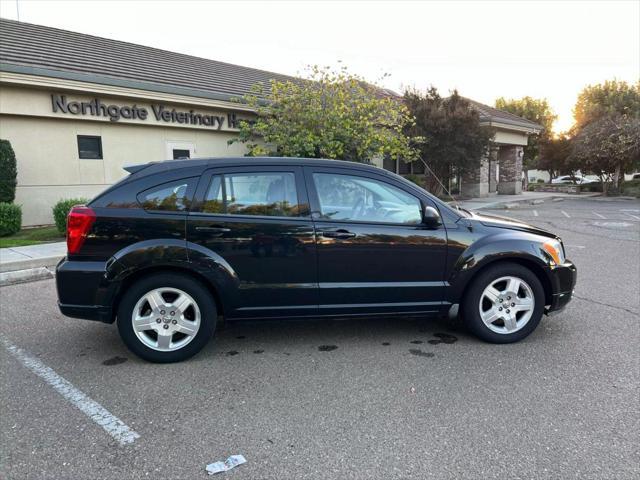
top-left (77, 135), bottom-right (103, 159)
top-left (172, 149), bottom-right (190, 159)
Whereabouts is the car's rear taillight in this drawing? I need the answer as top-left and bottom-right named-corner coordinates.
top-left (66, 206), bottom-right (96, 254)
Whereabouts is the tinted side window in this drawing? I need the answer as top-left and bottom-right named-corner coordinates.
top-left (138, 178), bottom-right (196, 212)
top-left (202, 172), bottom-right (300, 217)
top-left (313, 172), bottom-right (422, 224)
top-left (201, 175), bottom-right (224, 213)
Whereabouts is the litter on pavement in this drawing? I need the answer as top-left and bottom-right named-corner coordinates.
top-left (206, 455), bottom-right (247, 475)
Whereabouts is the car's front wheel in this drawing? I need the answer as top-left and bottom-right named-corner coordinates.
top-left (117, 273), bottom-right (216, 362)
top-left (462, 262), bottom-right (545, 343)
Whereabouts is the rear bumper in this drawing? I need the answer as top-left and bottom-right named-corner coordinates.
top-left (546, 259), bottom-right (577, 314)
top-left (58, 303), bottom-right (113, 322)
top-left (56, 258), bottom-right (116, 323)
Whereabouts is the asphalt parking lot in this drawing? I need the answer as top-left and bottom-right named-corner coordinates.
top-left (1, 197), bottom-right (638, 479)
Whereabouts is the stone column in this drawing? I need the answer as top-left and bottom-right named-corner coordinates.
top-left (461, 155), bottom-right (489, 198)
top-left (497, 145), bottom-right (523, 195)
top-left (488, 147), bottom-right (498, 193)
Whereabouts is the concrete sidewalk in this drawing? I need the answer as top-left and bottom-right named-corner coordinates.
top-left (0, 191), bottom-right (600, 286)
top-left (0, 242), bottom-right (66, 285)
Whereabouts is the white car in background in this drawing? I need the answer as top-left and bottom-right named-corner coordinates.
top-left (551, 175), bottom-right (596, 185)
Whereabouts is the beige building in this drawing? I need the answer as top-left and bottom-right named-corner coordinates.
top-left (1, 18), bottom-right (541, 227)
top-left (0, 19), bottom-right (290, 226)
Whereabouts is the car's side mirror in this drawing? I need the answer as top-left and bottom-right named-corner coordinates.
top-left (422, 205), bottom-right (442, 228)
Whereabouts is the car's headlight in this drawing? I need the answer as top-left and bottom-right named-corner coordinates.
top-left (542, 239), bottom-right (565, 265)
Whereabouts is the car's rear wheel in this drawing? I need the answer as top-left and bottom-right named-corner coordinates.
top-left (462, 262), bottom-right (545, 343)
top-left (117, 273), bottom-right (216, 362)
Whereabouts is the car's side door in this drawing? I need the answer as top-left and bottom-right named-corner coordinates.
top-left (187, 165), bottom-right (318, 318)
top-left (305, 166), bottom-right (448, 316)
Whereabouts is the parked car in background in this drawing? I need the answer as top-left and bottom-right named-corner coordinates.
top-left (56, 157), bottom-right (577, 362)
top-left (551, 174), bottom-right (595, 185)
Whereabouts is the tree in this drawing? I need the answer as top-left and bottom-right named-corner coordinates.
top-left (494, 96), bottom-right (557, 184)
top-left (0, 139), bottom-right (18, 203)
top-left (569, 114), bottom-right (640, 193)
top-left (229, 65), bottom-right (416, 163)
top-left (538, 134), bottom-right (572, 180)
top-left (574, 80), bottom-right (640, 131)
top-left (403, 87), bottom-right (493, 195)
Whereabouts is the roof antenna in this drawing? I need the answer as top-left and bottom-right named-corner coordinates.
top-left (416, 155), bottom-right (460, 209)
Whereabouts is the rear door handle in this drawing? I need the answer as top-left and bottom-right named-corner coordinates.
top-left (319, 229), bottom-right (356, 239)
top-left (195, 226), bottom-right (231, 234)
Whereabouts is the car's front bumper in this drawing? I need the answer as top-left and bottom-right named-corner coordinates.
top-left (545, 259), bottom-right (577, 314)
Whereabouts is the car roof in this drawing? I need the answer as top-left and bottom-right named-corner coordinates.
top-left (126, 157), bottom-right (383, 178)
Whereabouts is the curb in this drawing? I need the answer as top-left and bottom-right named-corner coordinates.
top-left (0, 266), bottom-right (55, 286)
top-left (479, 193), bottom-right (601, 210)
top-left (0, 255), bottom-right (63, 274)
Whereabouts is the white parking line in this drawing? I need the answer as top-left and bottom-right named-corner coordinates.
top-left (622, 212), bottom-right (640, 220)
top-left (561, 211), bottom-right (571, 218)
top-left (533, 210), bottom-right (538, 217)
top-left (2, 338), bottom-right (140, 446)
top-left (592, 212), bottom-right (606, 219)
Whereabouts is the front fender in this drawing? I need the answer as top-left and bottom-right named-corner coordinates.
top-left (447, 230), bottom-right (552, 302)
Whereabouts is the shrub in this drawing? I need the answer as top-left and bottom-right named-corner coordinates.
top-left (581, 183), bottom-right (604, 193)
top-left (0, 139), bottom-right (18, 203)
top-left (53, 198), bottom-right (89, 234)
top-left (527, 184), bottom-right (536, 191)
top-left (536, 178), bottom-right (545, 183)
top-left (621, 179), bottom-right (640, 198)
top-left (0, 202), bottom-right (22, 236)
top-left (403, 174), bottom-right (425, 188)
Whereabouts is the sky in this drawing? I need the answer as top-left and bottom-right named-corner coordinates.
top-left (1, 0), bottom-right (638, 133)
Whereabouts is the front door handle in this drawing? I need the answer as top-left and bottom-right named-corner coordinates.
top-left (319, 229), bottom-right (356, 239)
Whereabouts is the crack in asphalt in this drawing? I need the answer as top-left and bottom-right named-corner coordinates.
top-left (573, 294), bottom-right (639, 316)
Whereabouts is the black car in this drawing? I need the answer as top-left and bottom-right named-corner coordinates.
top-left (56, 157), bottom-right (577, 362)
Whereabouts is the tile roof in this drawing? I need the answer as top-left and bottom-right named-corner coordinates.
top-left (464, 98), bottom-right (543, 131)
top-left (0, 18), bottom-right (542, 131)
top-left (0, 18), bottom-right (297, 102)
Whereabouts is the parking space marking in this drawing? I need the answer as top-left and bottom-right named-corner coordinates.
top-left (2, 338), bottom-right (140, 446)
top-left (561, 210), bottom-right (571, 218)
top-left (622, 212), bottom-right (640, 220)
top-left (593, 212), bottom-right (606, 219)
top-left (533, 210), bottom-right (538, 217)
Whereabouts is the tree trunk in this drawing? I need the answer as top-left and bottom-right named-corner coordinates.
top-left (547, 170), bottom-right (554, 183)
top-left (613, 163), bottom-right (622, 191)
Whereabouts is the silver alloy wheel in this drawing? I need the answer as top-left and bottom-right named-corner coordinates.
top-left (131, 287), bottom-right (201, 352)
top-left (478, 276), bottom-right (535, 335)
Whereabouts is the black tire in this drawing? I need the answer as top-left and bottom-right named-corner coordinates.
top-left (117, 273), bottom-right (217, 363)
top-left (462, 262), bottom-right (545, 344)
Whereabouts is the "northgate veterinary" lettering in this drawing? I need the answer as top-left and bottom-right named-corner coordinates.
top-left (51, 94), bottom-right (230, 130)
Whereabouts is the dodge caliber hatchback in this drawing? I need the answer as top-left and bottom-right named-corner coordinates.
top-left (56, 158), bottom-right (577, 362)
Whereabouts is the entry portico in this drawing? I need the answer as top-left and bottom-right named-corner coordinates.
top-left (461, 100), bottom-right (542, 197)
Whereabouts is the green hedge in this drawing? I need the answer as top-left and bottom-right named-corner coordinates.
top-left (53, 198), bottom-right (89, 234)
top-left (0, 139), bottom-right (18, 203)
top-left (622, 179), bottom-right (640, 198)
top-left (0, 202), bottom-right (22, 237)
